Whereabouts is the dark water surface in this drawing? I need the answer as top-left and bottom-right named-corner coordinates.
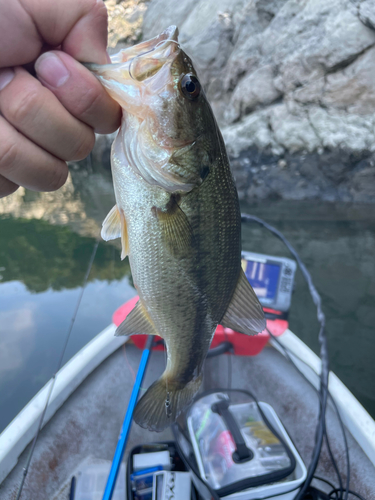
top-left (0, 166), bottom-right (374, 433)
top-left (241, 200), bottom-right (375, 419)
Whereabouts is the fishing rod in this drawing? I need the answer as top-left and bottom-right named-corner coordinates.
top-left (102, 334), bottom-right (155, 500)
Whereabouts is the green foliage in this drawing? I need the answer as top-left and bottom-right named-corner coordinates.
top-left (0, 217), bottom-right (130, 293)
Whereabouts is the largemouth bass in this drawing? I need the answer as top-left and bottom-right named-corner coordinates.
top-left (89, 26), bottom-right (266, 431)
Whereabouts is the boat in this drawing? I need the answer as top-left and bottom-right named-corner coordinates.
top-left (1, 235), bottom-right (375, 500)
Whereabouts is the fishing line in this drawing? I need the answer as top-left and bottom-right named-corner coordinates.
top-left (164, 345), bottom-right (171, 419)
top-left (122, 343), bottom-right (137, 383)
top-left (15, 239), bottom-right (99, 500)
top-left (129, 39), bottom-right (180, 81)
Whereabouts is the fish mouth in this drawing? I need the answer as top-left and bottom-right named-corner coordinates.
top-left (111, 26), bottom-right (179, 65)
top-left (86, 26), bottom-right (180, 83)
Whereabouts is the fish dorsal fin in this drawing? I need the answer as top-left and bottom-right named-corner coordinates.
top-left (101, 205), bottom-right (121, 241)
top-left (101, 205), bottom-right (129, 260)
top-left (115, 300), bottom-right (159, 337)
top-left (221, 269), bottom-right (266, 335)
top-left (152, 195), bottom-right (193, 253)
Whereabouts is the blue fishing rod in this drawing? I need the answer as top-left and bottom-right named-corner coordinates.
top-left (102, 335), bottom-right (155, 500)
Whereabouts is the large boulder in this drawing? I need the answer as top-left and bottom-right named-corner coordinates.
top-left (102, 0), bottom-right (375, 202)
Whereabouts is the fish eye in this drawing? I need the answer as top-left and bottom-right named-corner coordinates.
top-left (180, 74), bottom-right (201, 100)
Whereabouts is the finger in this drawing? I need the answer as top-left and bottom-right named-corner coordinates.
top-left (0, 174), bottom-right (18, 199)
top-left (0, 116), bottom-right (68, 192)
top-left (0, 0), bottom-right (109, 67)
top-left (35, 51), bottom-right (121, 134)
top-left (0, 66), bottom-right (95, 161)
top-left (0, 1), bottom-right (41, 67)
top-left (61, 0), bottom-right (110, 64)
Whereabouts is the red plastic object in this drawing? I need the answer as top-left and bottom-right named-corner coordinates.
top-left (112, 297), bottom-right (288, 356)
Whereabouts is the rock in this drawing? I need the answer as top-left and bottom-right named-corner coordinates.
top-left (308, 107), bottom-right (375, 151)
top-left (222, 109), bottom-right (284, 157)
top-left (141, 0), bottom-right (375, 151)
top-left (224, 65), bottom-right (281, 123)
top-left (105, 0), bottom-right (147, 47)
top-left (292, 46), bottom-right (375, 115)
top-left (219, 147), bottom-right (374, 203)
top-left (349, 155), bottom-right (375, 202)
top-left (358, 0), bottom-right (375, 30)
top-left (103, 0), bottom-right (375, 203)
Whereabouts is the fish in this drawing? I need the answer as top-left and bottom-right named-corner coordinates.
top-left (88, 26), bottom-right (266, 431)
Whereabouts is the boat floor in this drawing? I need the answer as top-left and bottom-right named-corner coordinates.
top-left (1, 342), bottom-right (374, 500)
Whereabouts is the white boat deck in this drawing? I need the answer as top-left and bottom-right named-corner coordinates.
top-left (0, 328), bottom-right (375, 500)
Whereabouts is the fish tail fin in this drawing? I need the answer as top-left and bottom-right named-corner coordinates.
top-left (134, 374), bottom-right (202, 432)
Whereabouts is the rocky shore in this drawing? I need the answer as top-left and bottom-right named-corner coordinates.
top-left (92, 0), bottom-right (375, 203)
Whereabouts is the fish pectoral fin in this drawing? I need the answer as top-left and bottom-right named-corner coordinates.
top-left (221, 269), bottom-right (266, 335)
top-left (101, 205), bottom-right (122, 241)
top-left (152, 195), bottom-right (193, 252)
top-left (115, 300), bottom-right (159, 337)
top-left (101, 205), bottom-right (129, 260)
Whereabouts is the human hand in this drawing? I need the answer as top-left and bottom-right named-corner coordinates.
top-left (0, 0), bottom-right (121, 198)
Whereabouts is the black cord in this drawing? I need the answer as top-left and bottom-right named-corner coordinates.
top-left (314, 476), bottom-right (339, 499)
top-left (328, 490), bottom-right (367, 500)
top-left (267, 326), bottom-right (357, 500)
top-left (242, 215), bottom-right (359, 500)
top-left (267, 327), bottom-right (356, 500)
top-left (267, 327), bottom-right (346, 499)
top-left (241, 214), bottom-right (329, 500)
top-left (174, 214), bottom-right (362, 500)
top-left (323, 424), bottom-right (344, 498)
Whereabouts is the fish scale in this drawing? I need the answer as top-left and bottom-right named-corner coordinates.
top-left (90, 25), bottom-right (266, 431)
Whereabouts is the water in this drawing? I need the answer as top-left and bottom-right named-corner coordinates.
top-left (0, 166), bottom-right (374, 434)
top-left (241, 200), bottom-right (375, 418)
top-left (0, 168), bottom-right (136, 433)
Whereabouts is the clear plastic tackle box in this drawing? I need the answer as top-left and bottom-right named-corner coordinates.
top-left (185, 390), bottom-right (307, 500)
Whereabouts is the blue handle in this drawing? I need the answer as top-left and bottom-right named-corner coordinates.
top-left (102, 336), bottom-right (154, 500)
top-left (130, 465), bottom-right (164, 480)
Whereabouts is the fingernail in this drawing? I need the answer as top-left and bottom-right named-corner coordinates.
top-left (0, 68), bottom-right (15, 91)
top-left (35, 52), bottom-right (70, 88)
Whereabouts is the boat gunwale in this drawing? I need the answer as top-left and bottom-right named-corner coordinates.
top-left (0, 324), bottom-right (127, 484)
top-left (270, 329), bottom-right (375, 467)
top-left (0, 324), bottom-right (374, 487)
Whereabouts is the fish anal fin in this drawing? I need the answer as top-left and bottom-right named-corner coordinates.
top-left (221, 269), bottom-right (266, 335)
top-left (101, 205), bottom-right (121, 241)
top-left (152, 195), bottom-right (192, 253)
top-left (115, 300), bottom-right (158, 337)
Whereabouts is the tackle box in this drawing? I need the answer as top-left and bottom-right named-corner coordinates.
top-left (175, 390), bottom-right (307, 500)
top-left (126, 441), bottom-right (197, 500)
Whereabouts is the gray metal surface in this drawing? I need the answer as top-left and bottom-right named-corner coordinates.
top-left (1, 343), bottom-right (374, 499)
top-left (204, 347), bottom-right (375, 499)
